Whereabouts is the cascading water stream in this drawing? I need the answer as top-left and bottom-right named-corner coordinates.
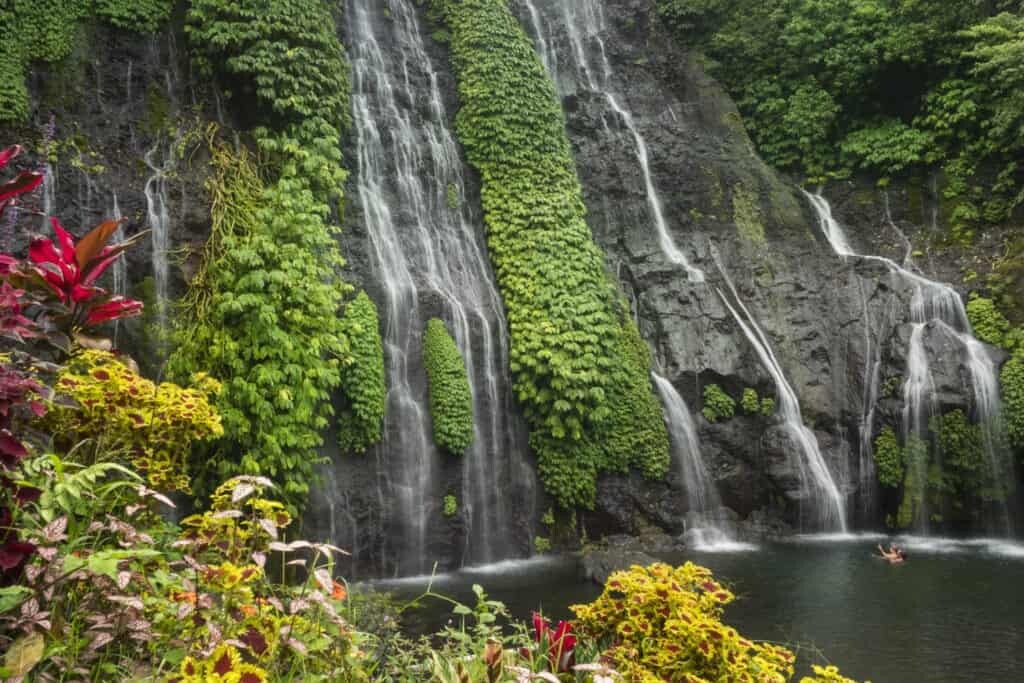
top-left (347, 0), bottom-right (528, 575)
top-left (805, 190), bottom-right (1012, 532)
top-left (517, 0), bottom-right (704, 282)
top-left (712, 251), bottom-right (849, 532)
top-left (110, 191), bottom-right (127, 343)
top-left (652, 373), bottom-right (753, 549)
top-left (144, 141), bottom-right (173, 336)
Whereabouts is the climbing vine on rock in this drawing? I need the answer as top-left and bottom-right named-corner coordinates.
top-left (169, 140), bottom-right (351, 513)
top-left (1001, 350), bottom-right (1024, 451)
top-left (337, 291), bottom-right (386, 455)
top-left (423, 318), bottom-right (474, 455)
top-left (433, 0), bottom-right (669, 507)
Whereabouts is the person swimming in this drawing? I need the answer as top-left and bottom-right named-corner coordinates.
top-left (877, 543), bottom-right (905, 563)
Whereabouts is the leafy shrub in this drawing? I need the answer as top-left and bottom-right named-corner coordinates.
top-left (572, 562), bottom-right (809, 681)
top-left (760, 397), bottom-right (776, 416)
top-left (443, 494), bottom-right (457, 518)
top-left (873, 427), bottom-right (904, 488)
top-left (434, 0), bottom-right (669, 507)
top-left (423, 318), bottom-right (474, 454)
top-left (41, 350), bottom-right (223, 492)
top-left (338, 291), bottom-right (386, 454)
top-left (702, 383), bottom-right (735, 422)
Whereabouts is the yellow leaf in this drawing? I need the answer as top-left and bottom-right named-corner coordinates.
top-left (4, 632), bottom-right (45, 676)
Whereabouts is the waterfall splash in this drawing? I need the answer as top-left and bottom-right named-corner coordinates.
top-left (518, 0), bottom-right (704, 282)
top-left (805, 190), bottom-right (1013, 532)
top-left (652, 373), bottom-right (755, 550)
top-left (345, 0), bottom-right (529, 575)
top-left (713, 251), bottom-right (849, 532)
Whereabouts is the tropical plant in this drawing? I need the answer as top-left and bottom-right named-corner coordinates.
top-left (872, 427), bottom-right (904, 488)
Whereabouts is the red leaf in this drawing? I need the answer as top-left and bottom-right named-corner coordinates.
top-left (0, 540), bottom-right (35, 570)
top-left (0, 172), bottom-right (44, 204)
top-left (0, 431), bottom-right (28, 459)
top-left (85, 297), bottom-right (143, 325)
top-left (0, 145), bottom-right (22, 169)
top-left (74, 219), bottom-right (123, 271)
top-left (50, 217), bottom-right (77, 266)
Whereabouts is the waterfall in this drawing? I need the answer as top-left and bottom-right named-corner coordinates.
top-left (805, 190), bottom-right (1012, 532)
top-left (713, 251), bottom-right (849, 532)
top-left (346, 0), bottom-right (529, 575)
top-left (517, 0), bottom-right (704, 282)
top-left (652, 373), bottom-right (753, 549)
top-left (110, 191), bottom-right (126, 344)
top-left (144, 140), bottom-right (173, 335)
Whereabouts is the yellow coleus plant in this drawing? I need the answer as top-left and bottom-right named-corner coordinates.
top-left (174, 643), bottom-right (267, 683)
top-left (572, 563), bottom-right (858, 683)
top-left (41, 350), bottom-right (223, 491)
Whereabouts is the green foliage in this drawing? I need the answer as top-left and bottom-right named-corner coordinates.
top-left (94, 0), bottom-right (171, 33)
top-left (187, 0), bottom-right (350, 196)
top-left (760, 397), bottom-right (776, 416)
top-left (338, 291), bottom-right (386, 454)
top-left (659, 1), bottom-right (1024, 225)
top-left (873, 427), bottom-right (904, 488)
top-left (1002, 349), bottom-right (1024, 450)
top-left (741, 387), bottom-right (759, 414)
top-left (0, 1), bottom-right (171, 123)
top-left (423, 318), bottom-right (474, 454)
top-left (532, 536), bottom-right (551, 554)
top-left (443, 494), bottom-right (457, 518)
top-left (169, 140), bottom-right (351, 513)
top-left (701, 383), bottom-right (735, 422)
top-left (966, 295), bottom-right (1013, 349)
top-left (433, 0), bottom-right (669, 508)
top-left (40, 350), bottom-right (223, 493)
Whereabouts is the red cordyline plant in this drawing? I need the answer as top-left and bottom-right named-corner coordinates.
top-left (0, 141), bottom-right (145, 587)
top-left (522, 611), bottom-right (577, 674)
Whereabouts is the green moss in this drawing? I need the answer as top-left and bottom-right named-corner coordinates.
top-left (701, 384), bottom-right (735, 422)
top-left (896, 435), bottom-right (928, 529)
top-left (140, 81), bottom-right (171, 136)
top-left (732, 185), bottom-right (765, 244)
top-left (423, 318), bottom-right (474, 454)
top-left (338, 292), bottom-right (386, 454)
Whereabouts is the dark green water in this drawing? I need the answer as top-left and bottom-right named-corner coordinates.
top-left (370, 535), bottom-right (1024, 682)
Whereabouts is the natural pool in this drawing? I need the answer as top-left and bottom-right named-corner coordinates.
top-left (371, 535), bottom-right (1024, 682)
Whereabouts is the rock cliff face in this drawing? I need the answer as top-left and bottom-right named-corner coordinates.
top-left (2, 1), bottom-right (1014, 576)
top-left (512, 0), bottom-right (1011, 535)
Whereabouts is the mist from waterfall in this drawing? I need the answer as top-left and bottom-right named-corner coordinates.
top-left (805, 190), bottom-right (1013, 533)
top-left (345, 0), bottom-right (530, 575)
